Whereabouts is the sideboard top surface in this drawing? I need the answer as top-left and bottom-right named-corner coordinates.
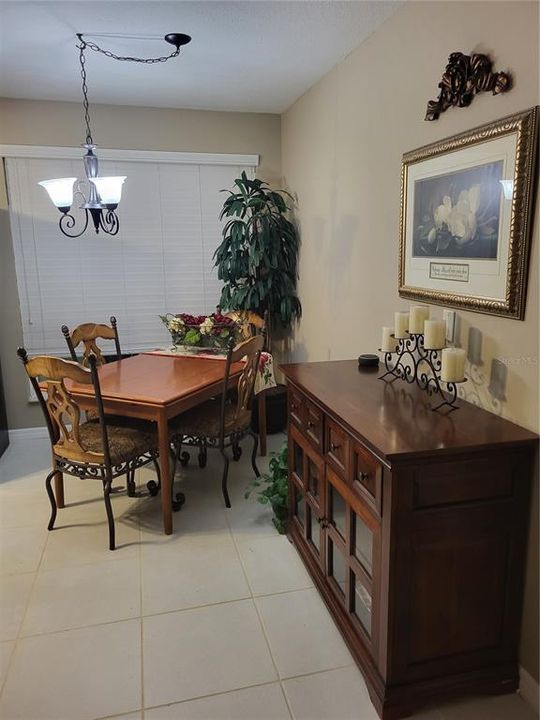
top-left (281, 360), bottom-right (538, 462)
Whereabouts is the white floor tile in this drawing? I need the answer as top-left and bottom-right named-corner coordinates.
top-left (0, 439), bottom-right (50, 485)
top-left (141, 533), bottom-right (249, 615)
top-left (145, 683), bottom-right (291, 719)
top-left (226, 497), bottom-right (277, 539)
top-left (40, 517), bottom-right (140, 570)
top-left (0, 641), bottom-right (15, 691)
top-left (256, 588), bottom-right (353, 679)
top-left (237, 534), bottom-right (313, 596)
top-left (0, 573), bottom-right (35, 641)
top-left (0, 490), bottom-right (51, 528)
top-left (21, 558), bottom-right (140, 636)
top-left (0, 619), bottom-right (141, 720)
top-left (0, 526), bottom-right (48, 575)
top-left (283, 666), bottom-right (378, 720)
top-left (138, 490), bottom-right (229, 540)
top-left (143, 599), bottom-right (277, 708)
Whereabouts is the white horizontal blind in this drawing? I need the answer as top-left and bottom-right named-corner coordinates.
top-left (6, 154), bottom-right (255, 355)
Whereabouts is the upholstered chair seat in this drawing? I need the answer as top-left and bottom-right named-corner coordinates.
top-left (170, 399), bottom-right (251, 439)
top-left (77, 422), bottom-right (158, 465)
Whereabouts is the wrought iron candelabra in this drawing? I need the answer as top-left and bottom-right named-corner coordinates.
top-left (379, 333), bottom-right (467, 413)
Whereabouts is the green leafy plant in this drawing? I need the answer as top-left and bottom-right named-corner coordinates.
top-left (214, 173), bottom-right (301, 331)
top-left (245, 441), bottom-right (289, 534)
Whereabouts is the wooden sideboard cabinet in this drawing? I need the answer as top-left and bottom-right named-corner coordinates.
top-left (280, 360), bottom-right (538, 720)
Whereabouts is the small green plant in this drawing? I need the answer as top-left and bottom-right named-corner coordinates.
top-left (245, 441), bottom-right (288, 534)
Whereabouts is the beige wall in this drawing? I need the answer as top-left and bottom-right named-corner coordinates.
top-left (282, 0), bottom-right (539, 684)
top-left (0, 98), bottom-right (281, 429)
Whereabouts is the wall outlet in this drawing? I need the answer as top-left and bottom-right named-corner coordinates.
top-left (443, 310), bottom-right (456, 343)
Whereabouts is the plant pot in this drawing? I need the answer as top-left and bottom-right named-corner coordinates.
top-left (251, 384), bottom-right (287, 434)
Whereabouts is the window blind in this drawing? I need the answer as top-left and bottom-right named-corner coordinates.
top-left (5, 154), bottom-right (255, 355)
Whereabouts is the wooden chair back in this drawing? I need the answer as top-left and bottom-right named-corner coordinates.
top-left (220, 335), bottom-right (263, 441)
top-left (62, 316), bottom-right (121, 367)
top-left (17, 349), bottom-right (110, 466)
top-left (223, 310), bottom-right (268, 349)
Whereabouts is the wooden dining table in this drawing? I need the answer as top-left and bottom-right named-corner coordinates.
top-left (64, 353), bottom-right (243, 534)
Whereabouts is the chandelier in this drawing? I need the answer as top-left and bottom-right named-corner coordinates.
top-left (39, 32), bottom-right (191, 238)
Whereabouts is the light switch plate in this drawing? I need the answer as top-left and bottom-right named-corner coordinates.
top-left (443, 310), bottom-right (456, 343)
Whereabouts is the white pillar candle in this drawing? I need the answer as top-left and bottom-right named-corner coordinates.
top-left (409, 305), bottom-right (429, 334)
top-left (394, 312), bottom-right (409, 339)
top-left (423, 319), bottom-right (446, 349)
top-left (381, 326), bottom-right (396, 353)
top-left (441, 348), bottom-right (466, 382)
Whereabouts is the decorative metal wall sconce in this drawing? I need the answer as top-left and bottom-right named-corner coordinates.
top-left (379, 333), bottom-right (467, 413)
top-left (425, 51), bottom-right (511, 121)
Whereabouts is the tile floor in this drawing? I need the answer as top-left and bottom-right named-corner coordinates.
top-left (0, 433), bottom-right (537, 720)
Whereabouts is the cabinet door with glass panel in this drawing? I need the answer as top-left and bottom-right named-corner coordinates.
top-left (325, 466), bottom-right (381, 657)
top-left (289, 425), bottom-right (325, 567)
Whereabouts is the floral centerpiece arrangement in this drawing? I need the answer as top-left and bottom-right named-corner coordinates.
top-left (160, 312), bottom-right (241, 354)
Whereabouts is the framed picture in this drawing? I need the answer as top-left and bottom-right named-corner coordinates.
top-left (399, 107), bottom-right (538, 319)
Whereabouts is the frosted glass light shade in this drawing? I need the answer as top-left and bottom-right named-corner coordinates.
top-left (90, 176), bottom-right (127, 205)
top-left (38, 178), bottom-right (76, 210)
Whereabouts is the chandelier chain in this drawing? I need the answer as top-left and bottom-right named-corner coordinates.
top-left (78, 36), bottom-right (181, 64)
top-left (78, 40), bottom-right (93, 145)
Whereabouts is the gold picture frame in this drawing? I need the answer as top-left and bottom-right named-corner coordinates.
top-left (399, 107), bottom-right (538, 319)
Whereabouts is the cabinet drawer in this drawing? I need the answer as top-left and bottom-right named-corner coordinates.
top-left (352, 443), bottom-right (382, 517)
top-left (305, 399), bottom-right (324, 451)
top-left (288, 386), bottom-right (324, 452)
top-left (413, 457), bottom-right (514, 510)
top-left (289, 387), bottom-right (305, 429)
top-left (326, 418), bottom-right (350, 478)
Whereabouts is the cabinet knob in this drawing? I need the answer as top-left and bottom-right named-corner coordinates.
top-left (307, 420), bottom-right (315, 428)
top-left (330, 442), bottom-right (341, 452)
top-left (359, 471), bottom-right (369, 482)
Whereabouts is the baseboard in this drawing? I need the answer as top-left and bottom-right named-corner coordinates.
top-left (8, 426), bottom-right (48, 442)
top-left (519, 665), bottom-right (539, 715)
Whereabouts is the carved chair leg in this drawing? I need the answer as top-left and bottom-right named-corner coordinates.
top-left (151, 456), bottom-right (162, 486)
top-left (250, 431), bottom-right (260, 478)
top-left (170, 447), bottom-right (185, 511)
top-left (126, 468), bottom-right (136, 497)
top-left (170, 445), bottom-right (178, 481)
top-left (220, 447), bottom-right (231, 508)
top-left (45, 469), bottom-right (59, 530)
top-left (102, 476), bottom-right (116, 551)
top-left (179, 435), bottom-right (190, 467)
top-left (198, 440), bottom-right (207, 468)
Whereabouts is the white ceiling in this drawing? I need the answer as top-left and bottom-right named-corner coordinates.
top-left (0, 1), bottom-right (399, 113)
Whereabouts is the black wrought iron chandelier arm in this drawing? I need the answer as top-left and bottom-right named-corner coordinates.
top-left (59, 210), bottom-right (89, 238)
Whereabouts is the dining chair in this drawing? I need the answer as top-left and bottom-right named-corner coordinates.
top-left (60, 317), bottom-right (146, 495)
top-left (17, 348), bottom-right (161, 550)
top-left (169, 335), bottom-right (263, 508)
top-left (61, 316), bottom-right (122, 366)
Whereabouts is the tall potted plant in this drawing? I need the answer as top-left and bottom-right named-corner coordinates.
top-left (214, 172), bottom-right (301, 341)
